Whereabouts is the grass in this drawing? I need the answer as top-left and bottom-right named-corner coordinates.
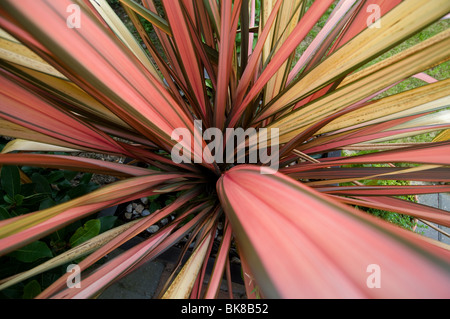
top-left (370, 18), bottom-right (450, 144)
top-left (339, 151), bottom-right (423, 232)
top-left (364, 19), bottom-right (450, 101)
top-left (293, 3), bottom-right (449, 98)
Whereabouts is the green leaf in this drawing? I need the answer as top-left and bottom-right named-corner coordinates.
top-left (56, 179), bottom-right (72, 191)
top-left (63, 170), bottom-right (79, 181)
top-left (56, 194), bottom-right (71, 204)
top-left (20, 183), bottom-right (36, 197)
top-left (9, 241), bottom-right (53, 263)
top-left (14, 194), bottom-right (24, 206)
top-left (79, 173), bottom-right (93, 184)
top-left (47, 170), bottom-right (66, 183)
top-left (0, 282), bottom-right (24, 299)
top-left (23, 193), bottom-right (50, 206)
top-left (147, 194), bottom-right (160, 201)
top-left (69, 219), bottom-right (101, 247)
top-left (67, 183), bottom-right (99, 199)
top-left (3, 194), bottom-right (14, 204)
top-left (149, 200), bottom-right (161, 213)
top-left (0, 206), bottom-right (10, 220)
top-left (31, 173), bottom-right (52, 194)
top-left (1, 165), bottom-right (21, 198)
top-left (22, 280), bottom-right (41, 299)
top-left (99, 215), bottom-right (117, 233)
top-left (39, 197), bottom-right (57, 210)
top-left (13, 206), bottom-right (29, 215)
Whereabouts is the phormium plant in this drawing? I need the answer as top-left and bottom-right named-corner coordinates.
top-left (0, 0), bottom-right (449, 298)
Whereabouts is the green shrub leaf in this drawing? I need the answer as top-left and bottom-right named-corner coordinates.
top-left (13, 194), bottom-right (24, 206)
top-left (0, 206), bottom-right (10, 220)
top-left (99, 215), bottom-right (117, 233)
top-left (1, 165), bottom-right (21, 198)
top-left (31, 173), bottom-right (52, 194)
top-left (69, 219), bottom-right (101, 247)
top-left (22, 280), bottom-right (41, 299)
top-left (9, 241), bottom-right (53, 263)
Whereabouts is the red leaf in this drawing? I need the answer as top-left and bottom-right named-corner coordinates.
top-left (228, 0), bottom-right (335, 128)
top-left (0, 153), bottom-right (151, 177)
top-left (316, 185), bottom-right (450, 196)
top-left (331, 195), bottom-right (450, 228)
top-left (0, 69), bottom-right (129, 156)
top-left (282, 141), bottom-right (450, 175)
top-left (0, 0), bottom-right (213, 168)
top-left (217, 165), bottom-right (450, 298)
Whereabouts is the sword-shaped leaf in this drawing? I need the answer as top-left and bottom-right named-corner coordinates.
top-left (217, 165), bottom-right (450, 298)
